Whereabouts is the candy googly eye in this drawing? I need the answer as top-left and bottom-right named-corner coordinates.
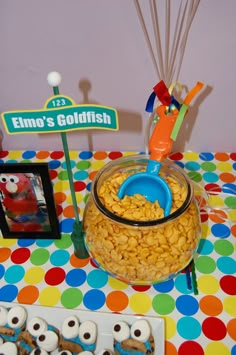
top-left (7, 306), bottom-right (27, 329)
top-left (130, 319), bottom-right (151, 342)
top-left (0, 306), bottom-right (8, 326)
top-left (112, 321), bottom-right (130, 342)
top-left (78, 320), bottom-right (97, 345)
top-left (0, 341), bottom-right (18, 355)
top-left (27, 317), bottom-right (48, 337)
top-left (56, 351), bottom-right (73, 355)
top-left (78, 352), bottom-right (93, 355)
top-left (37, 330), bottom-right (58, 352)
top-left (61, 315), bottom-right (80, 339)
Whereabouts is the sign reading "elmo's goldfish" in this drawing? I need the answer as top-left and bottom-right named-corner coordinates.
top-left (1, 95), bottom-right (119, 134)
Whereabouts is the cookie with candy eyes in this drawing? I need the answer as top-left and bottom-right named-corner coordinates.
top-left (0, 306), bottom-right (27, 343)
top-left (113, 319), bottom-right (154, 355)
top-left (59, 316), bottom-right (97, 353)
top-left (19, 316), bottom-right (59, 354)
top-left (18, 316), bottom-right (48, 353)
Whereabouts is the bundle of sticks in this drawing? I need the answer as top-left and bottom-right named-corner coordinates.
top-left (134, 0), bottom-right (201, 86)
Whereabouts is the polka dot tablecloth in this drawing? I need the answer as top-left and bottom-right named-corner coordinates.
top-left (0, 150), bottom-right (236, 355)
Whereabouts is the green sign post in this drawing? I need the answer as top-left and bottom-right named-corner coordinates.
top-left (2, 97), bottom-right (118, 134)
top-left (1, 72), bottom-right (119, 259)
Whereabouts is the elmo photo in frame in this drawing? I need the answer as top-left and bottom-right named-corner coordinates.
top-left (0, 163), bottom-right (60, 239)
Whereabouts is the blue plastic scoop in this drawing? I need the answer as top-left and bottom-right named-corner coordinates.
top-left (117, 106), bottom-right (178, 217)
top-left (117, 161), bottom-right (172, 216)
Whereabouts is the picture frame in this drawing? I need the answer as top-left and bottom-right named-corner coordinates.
top-left (0, 163), bottom-right (60, 239)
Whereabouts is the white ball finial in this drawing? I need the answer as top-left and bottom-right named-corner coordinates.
top-left (47, 71), bottom-right (62, 87)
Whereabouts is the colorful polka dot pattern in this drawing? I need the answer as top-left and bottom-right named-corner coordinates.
top-left (0, 150), bottom-right (235, 354)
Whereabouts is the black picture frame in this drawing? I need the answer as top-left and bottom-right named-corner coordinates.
top-left (0, 163), bottom-right (60, 239)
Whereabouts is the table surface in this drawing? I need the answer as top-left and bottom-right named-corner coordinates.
top-left (0, 150), bottom-right (235, 355)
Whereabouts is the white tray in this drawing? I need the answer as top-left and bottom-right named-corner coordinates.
top-left (0, 301), bottom-right (165, 354)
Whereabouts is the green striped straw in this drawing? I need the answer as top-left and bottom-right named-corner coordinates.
top-left (190, 258), bottom-right (199, 295)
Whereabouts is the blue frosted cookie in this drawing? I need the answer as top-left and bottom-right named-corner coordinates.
top-left (112, 320), bottom-right (154, 355)
top-left (59, 315), bottom-right (97, 354)
top-left (18, 315), bottom-right (59, 354)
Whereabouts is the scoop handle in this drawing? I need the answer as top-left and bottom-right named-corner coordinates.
top-left (149, 105), bottom-right (178, 161)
